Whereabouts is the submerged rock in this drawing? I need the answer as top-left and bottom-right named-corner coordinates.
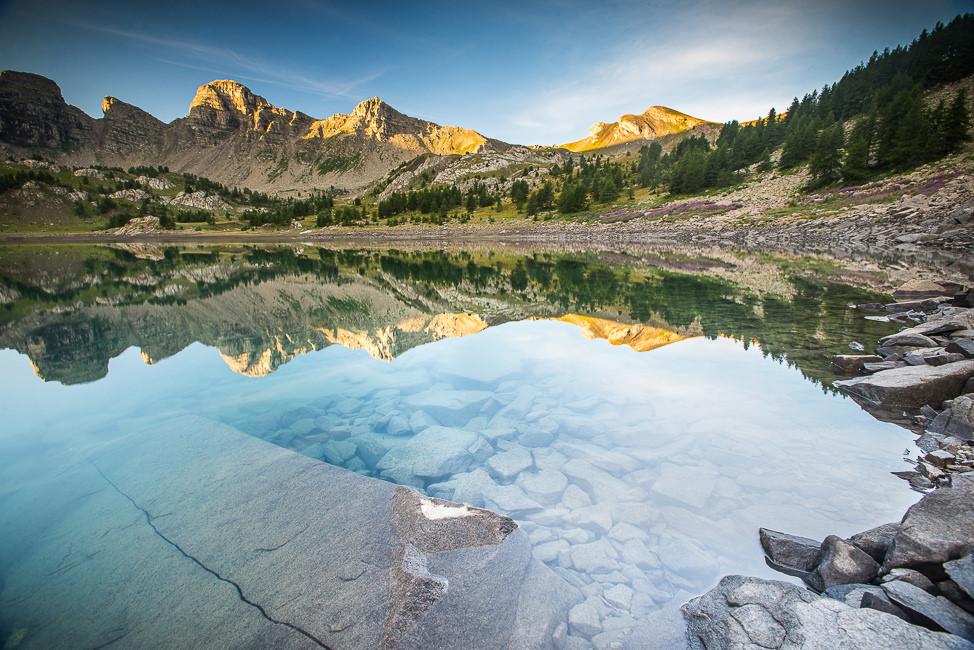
top-left (376, 425), bottom-right (483, 483)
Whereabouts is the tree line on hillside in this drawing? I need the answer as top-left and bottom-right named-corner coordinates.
top-left (377, 181), bottom-right (502, 219)
top-left (655, 14), bottom-right (973, 193)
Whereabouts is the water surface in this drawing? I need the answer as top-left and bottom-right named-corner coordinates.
top-left (0, 244), bottom-right (922, 646)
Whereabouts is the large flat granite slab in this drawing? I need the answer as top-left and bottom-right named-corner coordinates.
top-left (0, 415), bottom-right (579, 648)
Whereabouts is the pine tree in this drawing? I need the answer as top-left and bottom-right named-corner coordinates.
top-left (943, 88), bottom-right (971, 153)
top-left (808, 121), bottom-right (844, 187)
top-left (841, 114), bottom-right (875, 183)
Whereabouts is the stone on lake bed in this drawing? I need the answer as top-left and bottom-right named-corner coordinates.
top-left (561, 484), bottom-right (592, 509)
top-left (385, 414), bottom-right (411, 436)
top-left (834, 360), bottom-right (974, 409)
top-left (650, 462), bottom-right (716, 509)
top-left (376, 425), bottom-right (482, 481)
top-left (517, 469), bottom-right (568, 505)
top-left (319, 439), bottom-right (357, 464)
top-left (404, 389), bottom-right (493, 426)
top-left (603, 584), bottom-right (634, 611)
top-left (481, 483), bottom-right (545, 517)
top-left (486, 445), bottom-right (534, 480)
top-left (609, 522), bottom-right (649, 543)
top-left (656, 536), bottom-right (718, 582)
top-left (534, 539), bottom-right (570, 563)
top-left (568, 602), bottom-right (602, 639)
top-left (571, 539), bottom-right (620, 573)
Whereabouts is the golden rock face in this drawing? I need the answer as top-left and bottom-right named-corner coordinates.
top-left (305, 96), bottom-right (489, 155)
top-left (555, 314), bottom-right (690, 352)
top-left (560, 105), bottom-right (713, 152)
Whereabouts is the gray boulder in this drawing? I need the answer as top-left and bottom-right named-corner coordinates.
top-left (882, 580), bottom-right (974, 641)
top-left (880, 333), bottom-right (940, 348)
top-left (832, 354), bottom-right (882, 375)
top-left (880, 568), bottom-right (937, 592)
top-left (940, 396), bottom-right (974, 441)
top-left (847, 522), bottom-right (899, 562)
top-left (758, 528), bottom-right (821, 575)
top-left (683, 575), bottom-right (973, 649)
top-left (807, 535), bottom-right (879, 592)
top-left (884, 481), bottom-right (974, 572)
top-left (834, 360), bottom-right (974, 409)
top-left (947, 339), bottom-right (974, 359)
top-left (946, 553), bottom-right (974, 600)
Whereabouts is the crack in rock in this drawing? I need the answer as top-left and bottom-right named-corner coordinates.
top-left (92, 464), bottom-right (333, 650)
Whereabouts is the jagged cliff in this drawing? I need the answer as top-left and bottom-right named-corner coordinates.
top-left (0, 71), bottom-right (507, 195)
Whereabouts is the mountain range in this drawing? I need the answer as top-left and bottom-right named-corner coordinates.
top-left (0, 70), bottom-right (712, 195)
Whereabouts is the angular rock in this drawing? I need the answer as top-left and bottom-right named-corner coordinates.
top-left (883, 580), bottom-right (974, 640)
top-left (560, 484), bottom-right (592, 509)
top-left (404, 389), bottom-right (492, 426)
top-left (759, 528), bottom-right (821, 573)
top-left (832, 354), bottom-right (883, 375)
top-left (603, 584), bottom-right (633, 611)
top-left (570, 539), bottom-right (619, 574)
top-left (880, 568), bottom-right (936, 592)
top-left (884, 480), bottom-right (974, 572)
top-left (880, 333), bottom-right (940, 348)
top-left (517, 469), bottom-right (568, 505)
top-left (834, 360), bottom-right (974, 409)
top-left (893, 280), bottom-right (949, 301)
top-left (946, 553), bottom-right (974, 601)
top-left (486, 445), bottom-right (534, 481)
top-left (847, 522), bottom-right (899, 562)
top-left (948, 339), bottom-right (974, 359)
top-left (684, 575), bottom-right (973, 650)
top-left (376, 426), bottom-right (482, 482)
top-left (568, 602), bottom-right (602, 639)
top-left (863, 360), bottom-right (905, 373)
top-left (808, 535), bottom-right (880, 592)
top-left (940, 396), bottom-right (974, 441)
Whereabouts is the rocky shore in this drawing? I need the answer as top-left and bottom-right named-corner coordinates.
top-left (685, 280), bottom-right (974, 649)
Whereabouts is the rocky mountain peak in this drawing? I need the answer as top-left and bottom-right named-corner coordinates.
top-left (1, 70), bottom-right (64, 101)
top-left (189, 79), bottom-right (271, 116)
top-left (350, 96), bottom-right (404, 123)
top-left (562, 104), bottom-right (713, 152)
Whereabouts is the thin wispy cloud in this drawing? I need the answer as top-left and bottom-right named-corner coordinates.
top-left (74, 21), bottom-right (386, 99)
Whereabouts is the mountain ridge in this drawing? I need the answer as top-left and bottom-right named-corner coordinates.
top-left (559, 105), bottom-right (715, 152)
top-left (0, 70), bottom-right (513, 195)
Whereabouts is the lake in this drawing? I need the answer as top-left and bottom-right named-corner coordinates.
top-left (0, 243), bottom-right (926, 648)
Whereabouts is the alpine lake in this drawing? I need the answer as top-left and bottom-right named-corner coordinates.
top-left (0, 242), bottom-right (940, 647)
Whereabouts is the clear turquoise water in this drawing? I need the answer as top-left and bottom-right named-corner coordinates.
top-left (0, 244), bottom-right (921, 646)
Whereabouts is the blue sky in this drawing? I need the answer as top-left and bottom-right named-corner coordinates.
top-left (1, 0), bottom-right (970, 144)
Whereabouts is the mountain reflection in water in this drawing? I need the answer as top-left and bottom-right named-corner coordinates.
top-left (0, 244), bottom-right (896, 387)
